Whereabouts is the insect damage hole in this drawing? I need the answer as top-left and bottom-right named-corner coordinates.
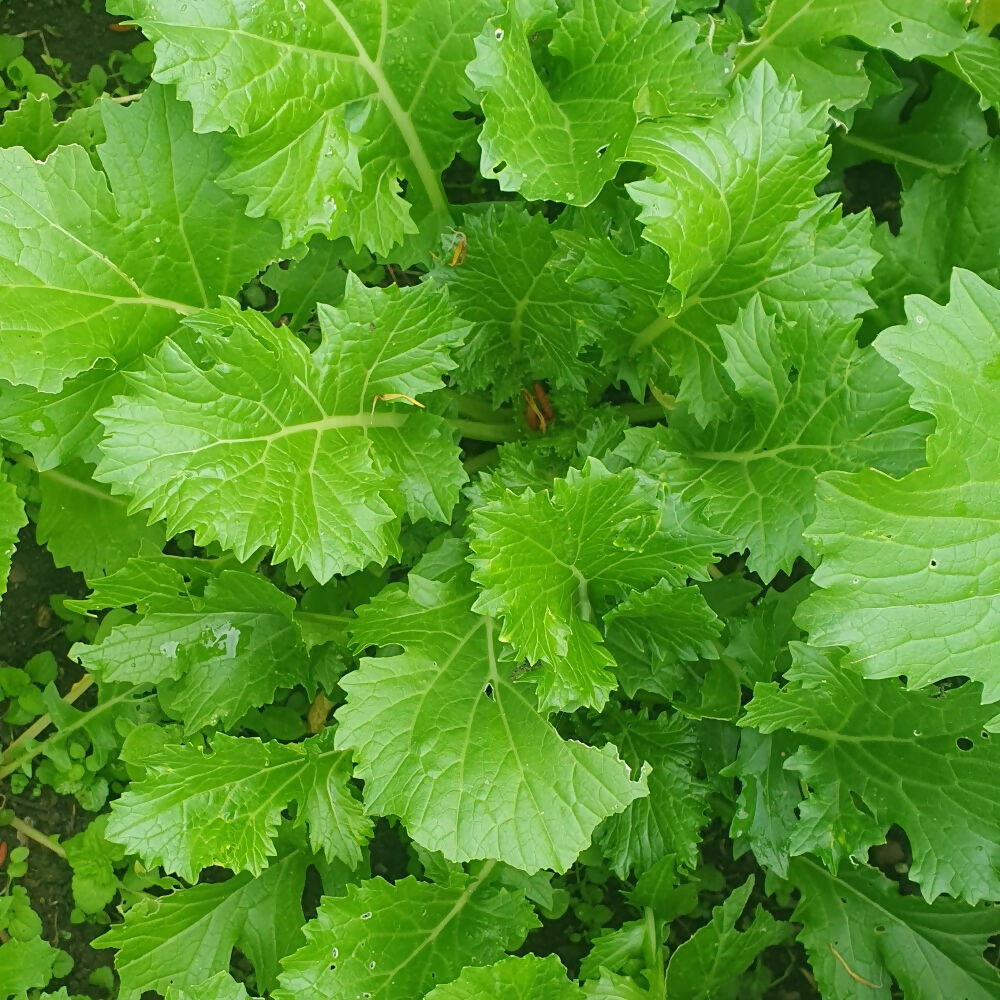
top-left (484, 683), bottom-right (495, 700)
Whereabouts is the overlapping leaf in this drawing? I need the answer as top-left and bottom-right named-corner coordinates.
top-left (790, 857), bottom-right (1000, 1000)
top-left (469, 458), bottom-right (722, 711)
top-left (273, 872), bottom-right (538, 1000)
top-left (618, 297), bottom-right (926, 580)
top-left (95, 280), bottom-right (468, 582)
top-left (336, 542), bottom-right (648, 873)
top-left (733, 0), bottom-right (966, 109)
top-left (468, 0), bottom-right (726, 203)
top-left (800, 269), bottom-right (1000, 701)
top-left (625, 64), bottom-right (877, 422)
top-left (425, 954), bottom-right (585, 998)
top-left (742, 645), bottom-right (1000, 903)
top-left (73, 563), bottom-right (309, 733)
top-left (0, 467), bottom-right (25, 604)
top-left (430, 206), bottom-right (616, 402)
top-left (112, 0), bottom-right (496, 250)
top-left (95, 851), bottom-right (310, 999)
top-left (105, 731), bottom-right (370, 879)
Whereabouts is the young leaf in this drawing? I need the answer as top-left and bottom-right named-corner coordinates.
top-left (790, 857), bottom-right (1000, 1000)
top-left (95, 281), bottom-right (468, 582)
top-left (800, 269), bottom-right (1000, 701)
top-left (424, 954), bottom-right (584, 998)
top-left (468, 0), bottom-right (726, 203)
top-left (663, 876), bottom-right (787, 999)
top-left (742, 645), bottom-right (1000, 904)
top-left (95, 850), bottom-right (310, 998)
top-left (165, 973), bottom-right (250, 1000)
top-left (626, 63), bottom-right (877, 422)
top-left (73, 570), bottom-right (309, 733)
top-left (469, 458), bottom-right (722, 712)
top-left (105, 732), bottom-right (370, 879)
top-left (336, 543), bottom-right (648, 874)
top-left (112, 0), bottom-right (496, 250)
top-left (429, 205), bottom-right (616, 402)
top-left (0, 467), bottom-right (26, 603)
top-left (594, 711), bottom-right (709, 878)
top-left (0, 937), bottom-right (64, 999)
top-left (619, 297), bottom-right (926, 580)
top-left (273, 871), bottom-right (538, 1000)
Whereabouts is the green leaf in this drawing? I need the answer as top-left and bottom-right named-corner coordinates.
top-left (95, 281), bottom-right (468, 582)
top-left (469, 458), bottom-right (722, 712)
top-left (734, 0), bottom-right (966, 109)
top-left (165, 973), bottom-right (250, 1000)
top-left (663, 876), bottom-right (787, 999)
top-left (626, 63), bottom-right (877, 422)
top-left (105, 732), bottom-right (370, 879)
top-left (429, 205), bottom-right (617, 402)
top-left (866, 143), bottom-right (1000, 336)
top-left (620, 297), bottom-right (926, 580)
top-left (936, 29), bottom-right (1000, 109)
top-left (800, 269), bottom-right (1000, 702)
top-left (336, 542), bottom-right (648, 873)
top-left (94, 850), bottom-right (310, 998)
top-left (742, 645), bottom-right (1000, 903)
top-left (790, 857), bottom-right (1000, 1000)
top-left (263, 236), bottom-right (350, 332)
top-left (63, 815), bottom-right (126, 916)
top-left (468, 0), bottom-right (726, 203)
top-left (594, 711), bottom-right (709, 877)
top-left (604, 581), bottom-right (723, 699)
top-left (36, 462), bottom-right (167, 577)
top-left (73, 569), bottom-right (310, 733)
top-left (0, 937), bottom-right (64, 999)
top-left (112, 0), bottom-right (496, 250)
top-left (0, 94), bottom-right (105, 159)
top-left (273, 870), bottom-right (538, 1000)
top-left (424, 954), bottom-right (584, 998)
top-left (0, 467), bottom-right (26, 604)
top-left (0, 83), bottom-right (281, 393)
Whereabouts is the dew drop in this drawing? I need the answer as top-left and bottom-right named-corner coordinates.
top-left (153, 236), bottom-right (161, 244)
top-left (494, 27), bottom-right (504, 41)
top-left (915, 314), bottom-right (925, 325)
top-left (851, 577), bottom-right (859, 584)
top-left (368, 961), bottom-right (376, 969)
top-left (565, 192), bottom-right (575, 200)
top-left (360, 911), bottom-right (372, 920)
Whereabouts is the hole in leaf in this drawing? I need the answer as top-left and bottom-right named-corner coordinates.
top-left (957, 736), bottom-right (973, 751)
top-left (889, 20), bottom-right (902, 32)
top-left (491, 160), bottom-right (507, 174)
top-left (929, 559), bottom-right (938, 568)
top-left (596, 144), bottom-right (608, 158)
top-left (484, 683), bottom-right (495, 700)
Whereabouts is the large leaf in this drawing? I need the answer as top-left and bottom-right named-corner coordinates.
top-left (799, 269), bottom-right (1000, 701)
top-left (95, 280), bottom-right (468, 582)
top-left (336, 541), bottom-right (648, 874)
top-left (429, 205), bottom-right (617, 403)
top-left (742, 645), bottom-right (1000, 904)
top-left (618, 297), bottom-right (926, 580)
top-left (424, 954), bottom-right (585, 999)
top-left (733, 0), bottom-right (966, 109)
top-left (790, 857), bottom-right (1000, 1000)
top-left (468, 458), bottom-right (722, 712)
top-left (273, 870), bottom-right (538, 1000)
top-left (468, 0), bottom-right (726, 203)
top-left (625, 63), bottom-right (877, 422)
top-left (95, 851), bottom-right (310, 998)
top-left (0, 83), bottom-right (280, 395)
top-left (112, 0), bottom-right (497, 251)
top-left (36, 461), bottom-right (166, 577)
top-left (73, 566), bottom-right (310, 733)
top-left (105, 732), bottom-right (370, 879)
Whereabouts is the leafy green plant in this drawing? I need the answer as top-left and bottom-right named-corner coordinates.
top-left (0, 0), bottom-right (999, 997)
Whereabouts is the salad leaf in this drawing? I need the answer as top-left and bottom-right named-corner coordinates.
top-left (0, 467), bottom-right (26, 602)
top-left (800, 269), bottom-right (1000, 701)
top-left (336, 542), bottom-right (648, 873)
top-left (424, 954), bottom-right (585, 998)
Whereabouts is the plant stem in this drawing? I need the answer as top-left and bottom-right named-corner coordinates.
top-left (449, 418), bottom-right (518, 443)
top-left (9, 816), bottom-right (66, 860)
top-left (453, 394), bottom-right (506, 423)
top-left (1, 674), bottom-right (94, 768)
top-left (643, 906), bottom-right (667, 1000)
top-left (620, 401), bottom-right (671, 423)
top-left (463, 447), bottom-right (499, 476)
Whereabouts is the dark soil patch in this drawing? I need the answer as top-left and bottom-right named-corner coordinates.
top-left (1, 525), bottom-right (110, 997)
top-left (0, 0), bottom-right (141, 81)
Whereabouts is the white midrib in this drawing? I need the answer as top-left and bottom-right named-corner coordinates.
top-left (320, 0), bottom-right (448, 216)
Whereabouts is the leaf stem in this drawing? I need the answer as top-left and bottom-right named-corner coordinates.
top-left (619, 401), bottom-right (671, 423)
top-left (449, 418), bottom-right (518, 443)
top-left (452, 394), bottom-right (507, 422)
top-left (8, 816), bottom-right (66, 860)
top-left (463, 447), bottom-right (499, 475)
top-left (1, 674), bottom-right (94, 769)
top-left (643, 906), bottom-right (667, 1000)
